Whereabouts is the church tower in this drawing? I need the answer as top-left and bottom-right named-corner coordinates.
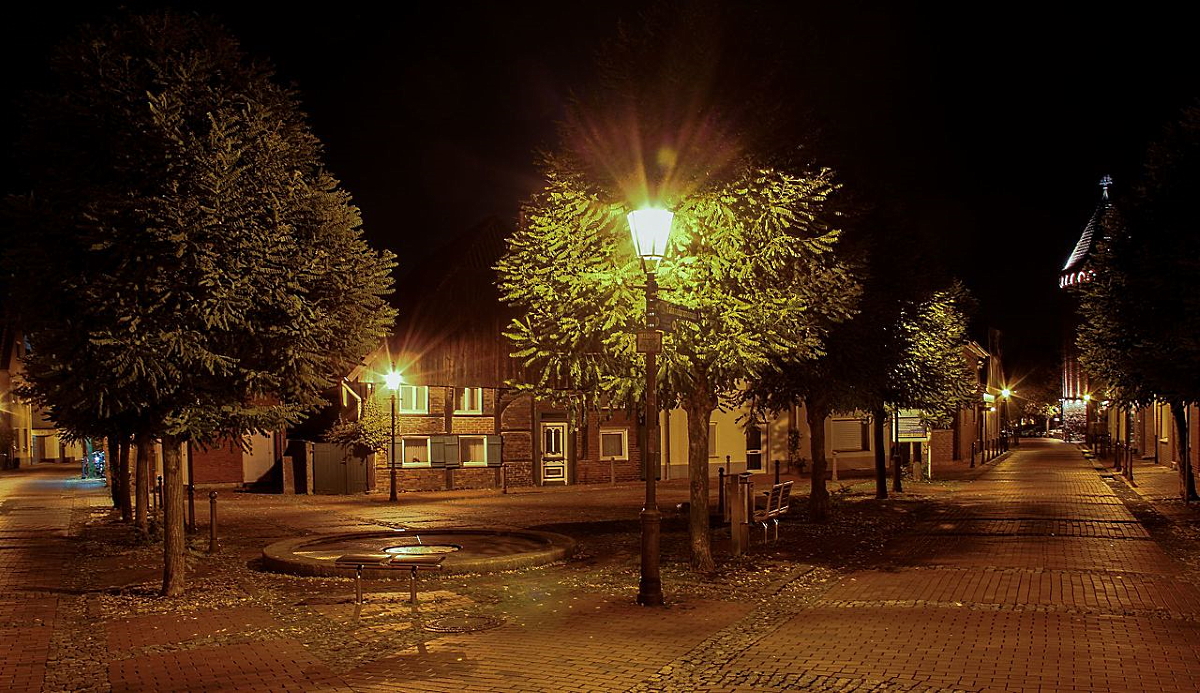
top-left (1059, 176), bottom-right (1115, 441)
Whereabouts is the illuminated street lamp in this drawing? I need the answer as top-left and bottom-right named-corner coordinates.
top-left (627, 206), bottom-right (674, 607)
top-left (1000, 388), bottom-right (1012, 450)
top-left (385, 370), bottom-right (403, 502)
top-left (1082, 393), bottom-right (1093, 446)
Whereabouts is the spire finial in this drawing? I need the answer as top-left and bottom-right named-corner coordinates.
top-left (1099, 174), bottom-right (1113, 200)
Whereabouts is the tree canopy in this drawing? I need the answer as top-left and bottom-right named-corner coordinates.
top-left (744, 193), bottom-right (977, 509)
top-left (3, 10), bottom-right (396, 593)
top-left (498, 151), bottom-right (858, 571)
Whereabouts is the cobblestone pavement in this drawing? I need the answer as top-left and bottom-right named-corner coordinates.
top-left (5, 439), bottom-right (1200, 692)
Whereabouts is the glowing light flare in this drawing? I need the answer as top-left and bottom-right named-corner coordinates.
top-left (384, 371), bottom-right (403, 391)
top-left (1001, 388), bottom-right (1012, 398)
top-left (627, 208), bottom-right (675, 265)
top-left (562, 95), bottom-right (745, 215)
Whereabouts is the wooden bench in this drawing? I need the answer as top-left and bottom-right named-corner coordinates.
top-left (335, 553), bottom-right (445, 605)
top-left (752, 481), bottom-right (793, 542)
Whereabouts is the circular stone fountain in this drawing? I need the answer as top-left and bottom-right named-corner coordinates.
top-left (261, 528), bottom-right (576, 578)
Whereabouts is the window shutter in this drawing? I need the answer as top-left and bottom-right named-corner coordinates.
top-left (432, 435), bottom-right (459, 468)
top-left (486, 435), bottom-right (502, 467)
top-left (832, 419), bottom-right (866, 452)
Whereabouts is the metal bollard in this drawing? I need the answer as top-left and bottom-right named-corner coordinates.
top-left (774, 459), bottom-right (780, 485)
top-left (208, 491), bottom-right (219, 553)
top-left (832, 450), bottom-right (839, 482)
top-left (501, 464), bottom-right (508, 494)
top-left (717, 467), bottom-right (726, 518)
top-left (731, 473), bottom-right (752, 555)
top-left (970, 440), bottom-right (977, 468)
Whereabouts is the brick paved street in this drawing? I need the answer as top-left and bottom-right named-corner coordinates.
top-left (5, 439), bottom-right (1200, 691)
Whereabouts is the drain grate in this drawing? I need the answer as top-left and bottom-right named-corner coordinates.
top-left (423, 615), bottom-right (504, 633)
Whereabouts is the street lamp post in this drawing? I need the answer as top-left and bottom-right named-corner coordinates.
top-left (1001, 388), bottom-right (1012, 451)
top-left (628, 207), bottom-right (674, 608)
top-left (385, 370), bottom-right (403, 502)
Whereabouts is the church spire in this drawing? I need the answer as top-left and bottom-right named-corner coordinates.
top-left (1059, 175), bottom-right (1114, 288)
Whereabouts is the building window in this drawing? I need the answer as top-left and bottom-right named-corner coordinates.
top-left (708, 421), bottom-right (718, 458)
top-left (401, 437), bottom-right (430, 467)
top-left (832, 418), bottom-right (869, 452)
top-left (398, 385), bottom-right (429, 414)
top-left (599, 429), bottom-right (628, 460)
top-left (455, 387), bottom-right (483, 414)
top-left (460, 436), bottom-right (487, 467)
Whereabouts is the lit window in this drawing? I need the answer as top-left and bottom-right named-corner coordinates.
top-left (599, 429), bottom-right (628, 460)
top-left (398, 385), bottom-right (429, 414)
top-left (455, 387), bottom-right (483, 414)
top-left (401, 437), bottom-right (429, 467)
top-left (460, 436), bottom-right (487, 467)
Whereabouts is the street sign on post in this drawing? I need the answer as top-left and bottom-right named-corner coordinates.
top-left (652, 299), bottom-right (699, 331)
top-left (636, 330), bottom-right (662, 353)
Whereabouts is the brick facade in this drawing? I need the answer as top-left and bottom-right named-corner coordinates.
top-left (929, 429), bottom-right (955, 465)
top-left (370, 385), bottom-right (510, 492)
top-left (189, 440), bottom-right (243, 485)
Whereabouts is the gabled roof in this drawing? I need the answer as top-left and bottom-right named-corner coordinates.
top-left (1060, 175), bottom-right (1113, 288)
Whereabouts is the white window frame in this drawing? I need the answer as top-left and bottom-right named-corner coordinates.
top-left (455, 387), bottom-right (484, 414)
top-left (459, 435), bottom-right (488, 467)
top-left (400, 436), bottom-right (431, 468)
top-left (598, 428), bottom-right (629, 461)
top-left (398, 385), bottom-right (429, 414)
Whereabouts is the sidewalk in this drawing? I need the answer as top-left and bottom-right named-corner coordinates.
top-left (6, 439), bottom-right (1200, 692)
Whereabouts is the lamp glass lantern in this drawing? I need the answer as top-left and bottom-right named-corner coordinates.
top-left (627, 208), bottom-right (675, 266)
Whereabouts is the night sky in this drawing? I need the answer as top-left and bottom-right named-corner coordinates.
top-left (3, 2), bottom-right (1196, 380)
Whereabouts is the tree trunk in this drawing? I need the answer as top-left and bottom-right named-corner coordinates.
top-left (161, 434), bottom-right (187, 596)
top-left (806, 399), bottom-right (830, 523)
top-left (682, 389), bottom-right (716, 573)
top-left (109, 435), bottom-right (133, 523)
top-left (873, 406), bottom-right (887, 499)
top-left (105, 438), bottom-right (119, 508)
top-left (1171, 403), bottom-right (1198, 501)
top-left (119, 439), bottom-right (133, 523)
top-left (892, 419), bottom-right (904, 494)
top-left (134, 433), bottom-right (153, 538)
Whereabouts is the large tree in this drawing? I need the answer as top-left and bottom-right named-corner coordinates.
top-left (497, 3), bottom-right (859, 572)
top-left (744, 191), bottom-right (977, 514)
top-left (4, 11), bottom-right (396, 595)
top-left (499, 152), bottom-right (857, 572)
top-left (1076, 103), bottom-right (1200, 499)
top-left (747, 274), bottom-right (976, 516)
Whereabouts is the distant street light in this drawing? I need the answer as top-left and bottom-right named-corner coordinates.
top-left (627, 206), bottom-right (675, 607)
top-left (1001, 389), bottom-right (1012, 449)
top-left (385, 370), bottom-right (403, 502)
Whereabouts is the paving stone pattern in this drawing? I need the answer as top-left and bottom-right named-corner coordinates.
top-left (706, 442), bottom-right (1200, 692)
top-left (6, 440), bottom-right (1200, 691)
